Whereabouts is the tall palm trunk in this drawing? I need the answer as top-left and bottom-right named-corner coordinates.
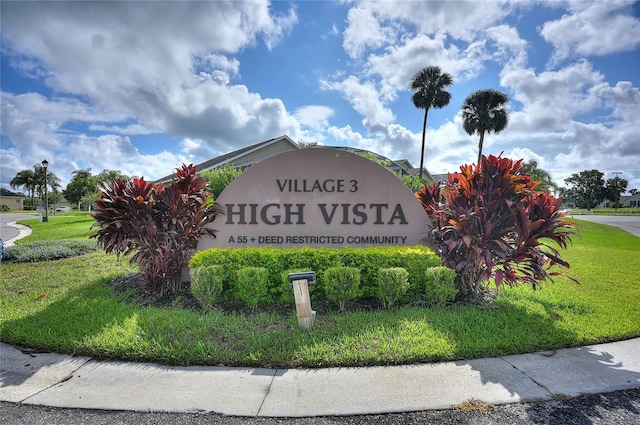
top-left (477, 131), bottom-right (486, 167)
top-left (419, 109), bottom-right (429, 178)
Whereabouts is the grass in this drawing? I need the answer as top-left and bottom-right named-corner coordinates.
top-left (571, 207), bottom-right (640, 215)
top-left (1, 217), bottom-right (638, 368)
top-left (14, 212), bottom-right (97, 242)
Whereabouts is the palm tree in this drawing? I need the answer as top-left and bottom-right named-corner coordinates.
top-left (520, 159), bottom-right (558, 194)
top-left (34, 164), bottom-right (61, 201)
top-left (96, 169), bottom-right (129, 184)
top-left (409, 66), bottom-right (453, 178)
top-left (63, 169), bottom-right (96, 209)
top-left (460, 89), bottom-right (509, 166)
top-left (10, 169), bottom-right (37, 208)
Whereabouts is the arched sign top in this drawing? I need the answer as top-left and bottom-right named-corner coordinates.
top-left (197, 148), bottom-right (434, 250)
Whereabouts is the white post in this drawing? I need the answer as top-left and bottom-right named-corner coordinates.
top-left (292, 279), bottom-right (314, 330)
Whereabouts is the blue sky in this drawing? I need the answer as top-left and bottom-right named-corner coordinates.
top-left (2, 0), bottom-right (639, 192)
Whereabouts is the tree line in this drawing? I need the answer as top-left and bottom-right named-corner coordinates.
top-left (8, 161), bottom-right (635, 213)
top-left (9, 166), bottom-right (128, 211)
top-left (562, 170), bottom-right (631, 210)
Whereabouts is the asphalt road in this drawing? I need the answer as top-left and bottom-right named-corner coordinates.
top-left (1, 388), bottom-right (639, 424)
top-left (570, 214), bottom-right (640, 237)
top-left (0, 213), bottom-right (37, 242)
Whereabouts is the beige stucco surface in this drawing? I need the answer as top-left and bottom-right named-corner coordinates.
top-left (198, 148), bottom-right (434, 250)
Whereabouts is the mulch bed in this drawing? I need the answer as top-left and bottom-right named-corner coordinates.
top-left (106, 272), bottom-right (386, 315)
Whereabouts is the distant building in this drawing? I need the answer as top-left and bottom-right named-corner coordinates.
top-left (626, 195), bottom-right (640, 207)
top-left (0, 188), bottom-right (26, 211)
top-left (598, 195), bottom-right (640, 208)
top-left (429, 173), bottom-right (449, 184)
top-left (158, 135), bottom-right (434, 183)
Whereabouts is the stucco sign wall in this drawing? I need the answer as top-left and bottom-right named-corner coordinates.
top-left (197, 148), bottom-right (433, 250)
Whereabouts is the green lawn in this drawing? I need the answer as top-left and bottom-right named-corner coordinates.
top-left (570, 207), bottom-right (640, 215)
top-left (1, 217), bottom-right (638, 368)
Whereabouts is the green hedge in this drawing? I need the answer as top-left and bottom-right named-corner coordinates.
top-left (3, 240), bottom-right (97, 263)
top-left (190, 246), bottom-right (442, 303)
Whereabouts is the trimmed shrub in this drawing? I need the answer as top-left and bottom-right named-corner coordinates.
top-left (4, 240), bottom-right (97, 263)
top-left (236, 267), bottom-right (269, 309)
top-left (190, 245), bottom-right (440, 303)
top-left (424, 266), bottom-right (457, 306)
top-left (190, 265), bottom-right (225, 311)
top-left (324, 266), bottom-right (361, 311)
top-left (377, 267), bottom-right (410, 308)
top-left (0, 204), bottom-right (10, 212)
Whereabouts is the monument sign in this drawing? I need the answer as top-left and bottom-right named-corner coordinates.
top-left (197, 148), bottom-right (433, 250)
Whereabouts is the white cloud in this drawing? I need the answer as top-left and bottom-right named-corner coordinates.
top-left (590, 81), bottom-right (640, 123)
top-left (88, 123), bottom-right (154, 135)
top-left (359, 0), bottom-right (511, 42)
top-left (343, 6), bottom-right (398, 59)
top-left (294, 105), bottom-right (335, 131)
top-left (1, 0), bottom-right (301, 153)
top-left (56, 135), bottom-right (191, 184)
top-left (486, 24), bottom-right (528, 69)
top-left (541, 1), bottom-right (640, 64)
top-left (197, 54), bottom-right (241, 77)
top-left (321, 76), bottom-right (395, 130)
top-left (501, 60), bottom-right (604, 132)
top-left (179, 138), bottom-right (217, 164)
top-left (506, 147), bottom-right (546, 167)
top-left (1, 1), bottom-right (639, 195)
top-left (365, 33), bottom-right (476, 97)
top-left (328, 124), bottom-right (371, 146)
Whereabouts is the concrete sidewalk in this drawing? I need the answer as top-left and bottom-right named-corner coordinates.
top-left (1, 222), bottom-right (32, 248)
top-left (1, 339), bottom-right (639, 417)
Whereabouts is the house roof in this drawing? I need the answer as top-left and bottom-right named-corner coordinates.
top-left (196, 135), bottom-right (299, 170)
top-left (621, 194), bottom-right (640, 201)
top-left (0, 188), bottom-right (24, 197)
top-left (430, 173), bottom-right (449, 183)
top-left (156, 135), bottom-right (299, 183)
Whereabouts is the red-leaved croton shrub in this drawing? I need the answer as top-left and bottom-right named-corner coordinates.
top-left (416, 154), bottom-right (578, 302)
top-left (91, 164), bottom-right (223, 295)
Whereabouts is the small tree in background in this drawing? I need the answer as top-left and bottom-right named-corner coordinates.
top-left (398, 173), bottom-right (428, 193)
top-left (605, 176), bottom-right (628, 210)
top-left (519, 159), bottom-right (558, 194)
top-left (64, 169), bottom-right (96, 210)
top-left (91, 164), bottom-right (223, 295)
top-left (416, 154), bottom-right (578, 302)
top-left (563, 170), bottom-right (606, 210)
top-left (201, 163), bottom-right (243, 200)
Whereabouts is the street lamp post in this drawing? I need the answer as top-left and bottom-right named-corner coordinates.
top-left (42, 159), bottom-right (49, 222)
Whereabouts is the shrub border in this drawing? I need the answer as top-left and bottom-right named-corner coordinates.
top-left (189, 245), bottom-right (443, 303)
